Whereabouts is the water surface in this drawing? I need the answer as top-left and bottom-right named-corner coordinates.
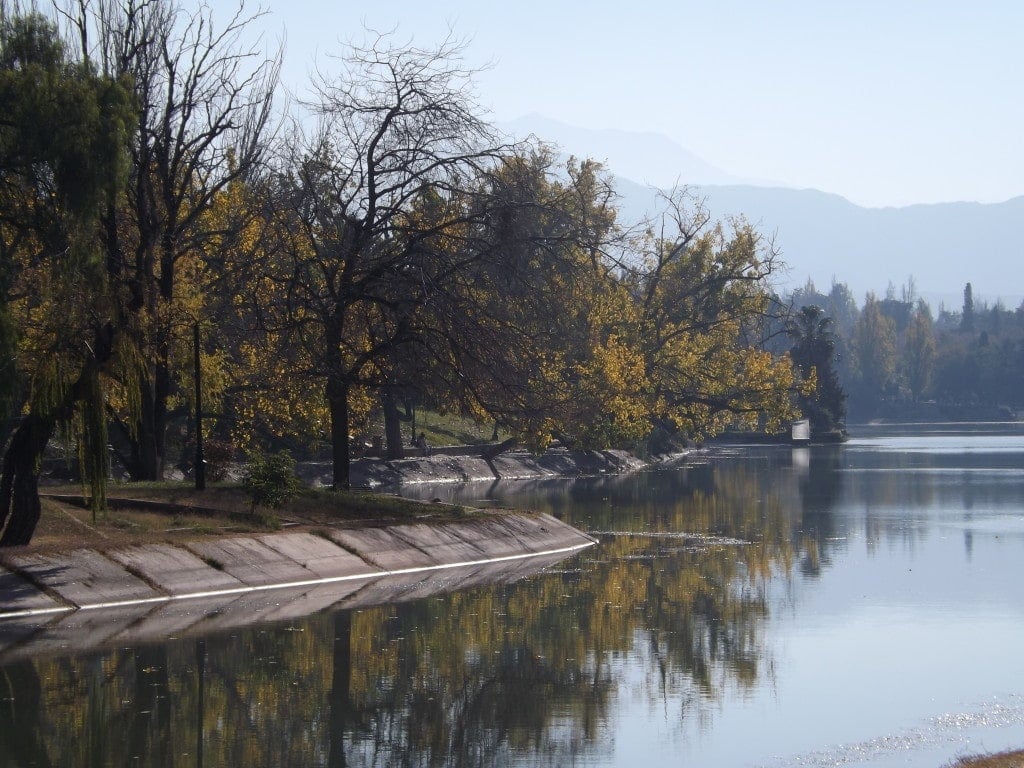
top-left (2, 423), bottom-right (1023, 767)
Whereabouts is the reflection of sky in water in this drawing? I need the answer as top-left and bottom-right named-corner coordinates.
top-left (841, 468), bottom-right (1024, 476)
top-left (600, 526), bottom-right (1024, 766)
top-left (849, 441), bottom-right (1024, 454)
top-left (847, 422), bottom-right (1024, 455)
top-left (711, 544), bottom-right (1024, 767)
top-left (397, 427), bottom-right (1024, 767)
top-left (617, 428), bottom-right (1024, 767)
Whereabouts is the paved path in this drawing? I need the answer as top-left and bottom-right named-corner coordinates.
top-left (0, 513), bottom-right (595, 660)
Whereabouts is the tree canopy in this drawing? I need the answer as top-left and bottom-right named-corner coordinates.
top-left (1, 9), bottom-right (806, 542)
top-left (0, 10), bottom-right (134, 543)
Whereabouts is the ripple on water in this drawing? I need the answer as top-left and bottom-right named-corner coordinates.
top-left (761, 695), bottom-right (1024, 768)
top-left (589, 531), bottom-right (753, 547)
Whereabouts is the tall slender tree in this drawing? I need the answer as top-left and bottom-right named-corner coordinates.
top-left (852, 293), bottom-right (897, 402)
top-left (960, 281), bottom-right (975, 333)
top-left (903, 300), bottom-right (936, 401)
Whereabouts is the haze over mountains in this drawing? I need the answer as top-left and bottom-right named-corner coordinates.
top-left (500, 115), bottom-right (1023, 308)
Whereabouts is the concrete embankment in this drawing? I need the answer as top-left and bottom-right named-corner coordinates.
top-left (0, 512), bottom-right (596, 660)
top-left (299, 447), bottom-right (649, 488)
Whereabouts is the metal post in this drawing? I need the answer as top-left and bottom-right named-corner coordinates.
top-left (194, 321), bottom-right (205, 490)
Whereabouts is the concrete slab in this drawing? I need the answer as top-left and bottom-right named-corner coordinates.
top-left (185, 537), bottom-right (319, 587)
top-left (495, 513), bottom-right (596, 551)
top-left (447, 513), bottom-right (594, 559)
top-left (385, 523), bottom-right (489, 565)
top-left (257, 532), bottom-right (380, 580)
top-left (387, 455), bottom-right (496, 485)
top-left (444, 515), bottom-right (540, 559)
top-left (325, 526), bottom-right (437, 571)
top-left (108, 543), bottom-right (243, 595)
top-left (0, 562), bottom-right (66, 615)
top-left (491, 453), bottom-right (558, 479)
top-left (2, 549), bottom-right (159, 608)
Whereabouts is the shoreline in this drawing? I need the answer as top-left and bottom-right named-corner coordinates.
top-left (0, 510), bottom-right (597, 660)
top-left (0, 446), bottom-right (655, 658)
top-left (300, 447), bottom-right (652, 488)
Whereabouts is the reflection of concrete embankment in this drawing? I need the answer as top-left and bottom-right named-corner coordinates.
top-left (299, 448), bottom-right (649, 488)
top-left (0, 513), bottom-right (596, 661)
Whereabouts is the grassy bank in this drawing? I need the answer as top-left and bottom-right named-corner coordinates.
top-left (27, 482), bottom-right (474, 553)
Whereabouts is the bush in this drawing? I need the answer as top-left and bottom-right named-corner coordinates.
top-left (242, 450), bottom-right (302, 513)
top-left (203, 438), bottom-right (235, 482)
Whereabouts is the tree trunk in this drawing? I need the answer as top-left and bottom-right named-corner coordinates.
top-left (130, 381), bottom-right (161, 481)
top-left (0, 413), bottom-right (52, 547)
top-left (482, 437), bottom-right (517, 461)
top-left (328, 379), bottom-right (350, 490)
top-left (128, 646), bottom-right (172, 766)
top-left (0, 660), bottom-right (52, 767)
top-left (0, 329), bottom-right (115, 546)
top-left (381, 389), bottom-right (406, 460)
top-left (153, 356), bottom-right (170, 477)
top-left (328, 610), bottom-right (353, 768)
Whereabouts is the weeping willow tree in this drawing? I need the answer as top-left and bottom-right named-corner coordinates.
top-left (0, 10), bottom-right (133, 544)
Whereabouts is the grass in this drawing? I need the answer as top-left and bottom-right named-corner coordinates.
top-left (27, 481), bottom-right (477, 554)
top-left (394, 408), bottom-right (503, 447)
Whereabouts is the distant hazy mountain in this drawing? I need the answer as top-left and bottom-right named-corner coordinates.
top-left (612, 177), bottom-right (1024, 307)
top-left (499, 113), bottom-right (767, 188)
top-left (501, 114), bottom-right (1022, 307)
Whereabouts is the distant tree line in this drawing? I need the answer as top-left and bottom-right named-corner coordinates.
top-left (0, 2), bottom-right (810, 545)
top-left (788, 277), bottom-right (1024, 422)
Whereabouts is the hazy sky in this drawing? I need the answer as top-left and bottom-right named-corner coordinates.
top-left (235, 0), bottom-right (1023, 208)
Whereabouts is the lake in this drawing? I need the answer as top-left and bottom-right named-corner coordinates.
top-left (2, 423), bottom-right (1023, 767)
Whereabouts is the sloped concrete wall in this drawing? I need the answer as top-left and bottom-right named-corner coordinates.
top-left (0, 512), bottom-right (596, 660)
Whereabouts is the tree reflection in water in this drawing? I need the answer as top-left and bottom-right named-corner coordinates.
top-left (0, 660), bottom-right (51, 767)
top-left (2, 449), bottom-right (855, 766)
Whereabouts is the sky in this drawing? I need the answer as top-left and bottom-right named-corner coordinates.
top-left (228, 0), bottom-right (1024, 209)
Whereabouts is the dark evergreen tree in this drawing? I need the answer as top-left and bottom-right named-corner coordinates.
top-left (961, 282), bottom-right (975, 332)
top-left (787, 305), bottom-right (846, 434)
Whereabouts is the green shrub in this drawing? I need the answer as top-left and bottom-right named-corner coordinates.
top-left (242, 450), bottom-right (301, 513)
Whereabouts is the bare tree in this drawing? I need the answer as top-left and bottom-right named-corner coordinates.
top-left (63, 0), bottom-right (280, 479)
top-left (271, 32), bottom-right (511, 488)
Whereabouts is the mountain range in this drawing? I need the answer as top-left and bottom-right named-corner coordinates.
top-left (500, 115), bottom-right (1023, 308)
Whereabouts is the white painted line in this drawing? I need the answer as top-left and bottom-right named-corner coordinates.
top-left (0, 539), bottom-right (595, 621)
top-left (0, 605), bottom-right (76, 620)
